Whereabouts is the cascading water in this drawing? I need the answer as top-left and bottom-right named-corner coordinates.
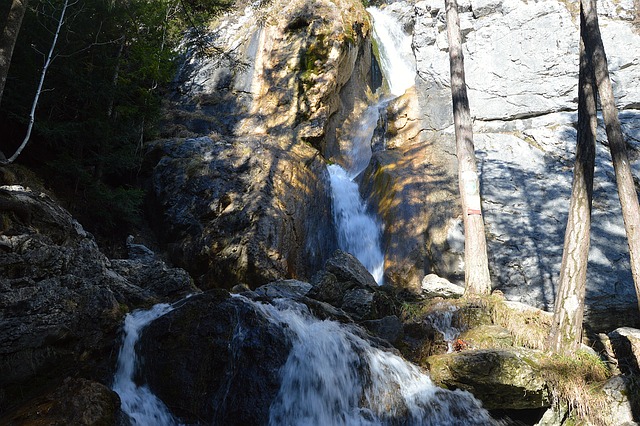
top-left (429, 305), bottom-right (462, 353)
top-left (328, 7), bottom-right (416, 285)
top-left (368, 7), bottom-right (417, 97)
top-left (112, 303), bottom-right (179, 426)
top-left (258, 298), bottom-right (498, 425)
top-left (328, 100), bottom-right (387, 285)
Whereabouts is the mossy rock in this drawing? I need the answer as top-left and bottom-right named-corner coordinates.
top-left (427, 348), bottom-right (550, 410)
top-left (460, 325), bottom-right (514, 349)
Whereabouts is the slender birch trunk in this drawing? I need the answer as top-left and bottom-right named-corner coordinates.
top-left (445, 0), bottom-right (491, 295)
top-left (582, 0), bottom-right (640, 313)
top-left (547, 11), bottom-right (598, 354)
top-left (1, 0), bottom-right (69, 165)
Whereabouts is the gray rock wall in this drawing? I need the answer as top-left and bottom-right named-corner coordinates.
top-left (408, 0), bottom-right (640, 329)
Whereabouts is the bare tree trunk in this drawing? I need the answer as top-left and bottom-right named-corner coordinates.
top-left (445, 0), bottom-right (491, 295)
top-left (1, 0), bottom-right (69, 165)
top-left (0, 0), bottom-right (28, 106)
top-left (547, 12), bottom-right (598, 354)
top-left (582, 0), bottom-right (640, 312)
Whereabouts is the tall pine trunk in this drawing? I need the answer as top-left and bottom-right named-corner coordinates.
top-left (547, 11), bottom-right (597, 354)
top-left (445, 0), bottom-right (491, 295)
top-left (0, 0), bottom-right (29, 106)
top-left (582, 0), bottom-right (640, 312)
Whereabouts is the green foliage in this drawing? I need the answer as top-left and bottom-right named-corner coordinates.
top-left (0, 0), bottom-right (234, 241)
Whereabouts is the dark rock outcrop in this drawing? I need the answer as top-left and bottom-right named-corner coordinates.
top-left (0, 378), bottom-right (124, 426)
top-left (137, 290), bottom-right (292, 425)
top-left (308, 251), bottom-right (397, 321)
top-left (0, 186), bottom-right (193, 415)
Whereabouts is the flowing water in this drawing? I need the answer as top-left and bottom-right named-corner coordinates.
top-left (368, 7), bottom-right (417, 97)
top-left (112, 303), bottom-right (179, 426)
top-left (327, 8), bottom-right (416, 285)
top-left (258, 298), bottom-right (497, 426)
top-left (429, 305), bottom-right (462, 353)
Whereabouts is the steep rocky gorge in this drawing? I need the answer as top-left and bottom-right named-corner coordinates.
top-left (3, 0), bottom-right (640, 423)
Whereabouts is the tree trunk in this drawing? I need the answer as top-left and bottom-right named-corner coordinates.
top-left (547, 13), bottom-right (597, 354)
top-left (582, 0), bottom-right (640, 313)
top-left (445, 0), bottom-right (491, 295)
top-left (0, 0), bottom-right (29, 106)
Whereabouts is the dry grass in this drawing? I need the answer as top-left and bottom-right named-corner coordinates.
top-left (541, 350), bottom-right (612, 426)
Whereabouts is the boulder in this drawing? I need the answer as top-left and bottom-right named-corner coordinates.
top-left (421, 274), bottom-right (465, 298)
top-left (252, 279), bottom-right (313, 299)
top-left (137, 290), bottom-right (292, 425)
top-left (307, 251), bottom-right (398, 321)
top-left (427, 348), bottom-right (550, 410)
top-left (360, 315), bottom-right (404, 345)
top-left (109, 259), bottom-right (197, 299)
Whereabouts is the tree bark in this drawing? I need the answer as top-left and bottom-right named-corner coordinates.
top-left (0, 0), bottom-right (29, 106)
top-left (582, 0), bottom-right (640, 313)
top-left (547, 13), bottom-right (597, 354)
top-left (445, 0), bottom-right (491, 295)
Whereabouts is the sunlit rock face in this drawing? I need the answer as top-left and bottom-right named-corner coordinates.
top-left (147, 0), bottom-right (375, 289)
top-left (370, 0), bottom-right (640, 329)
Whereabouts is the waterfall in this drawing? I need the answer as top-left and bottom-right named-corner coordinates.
top-left (329, 164), bottom-right (385, 284)
top-left (112, 303), bottom-right (179, 426)
top-left (328, 98), bottom-right (387, 285)
top-left (367, 7), bottom-right (416, 97)
top-left (258, 298), bottom-right (498, 426)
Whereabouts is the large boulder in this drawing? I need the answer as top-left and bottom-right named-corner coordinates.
top-left (427, 348), bottom-right (550, 410)
top-left (0, 186), bottom-right (191, 414)
top-left (137, 290), bottom-right (292, 425)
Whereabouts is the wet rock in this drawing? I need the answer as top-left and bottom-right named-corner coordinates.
top-left (324, 250), bottom-right (378, 290)
top-left (307, 251), bottom-right (398, 321)
top-left (138, 291), bottom-right (292, 425)
top-left (0, 378), bottom-right (123, 426)
top-left (342, 288), bottom-right (376, 320)
top-left (361, 315), bottom-right (404, 345)
top-left (253, 279), bottom-right (312, 299)
top-left (427, 348), bottom-right (549, 410)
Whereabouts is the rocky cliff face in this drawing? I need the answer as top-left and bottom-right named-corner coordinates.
top-left (369, 0), bottom-right (640, 330)
top-left (147, 0), bottom-right (375, 289)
